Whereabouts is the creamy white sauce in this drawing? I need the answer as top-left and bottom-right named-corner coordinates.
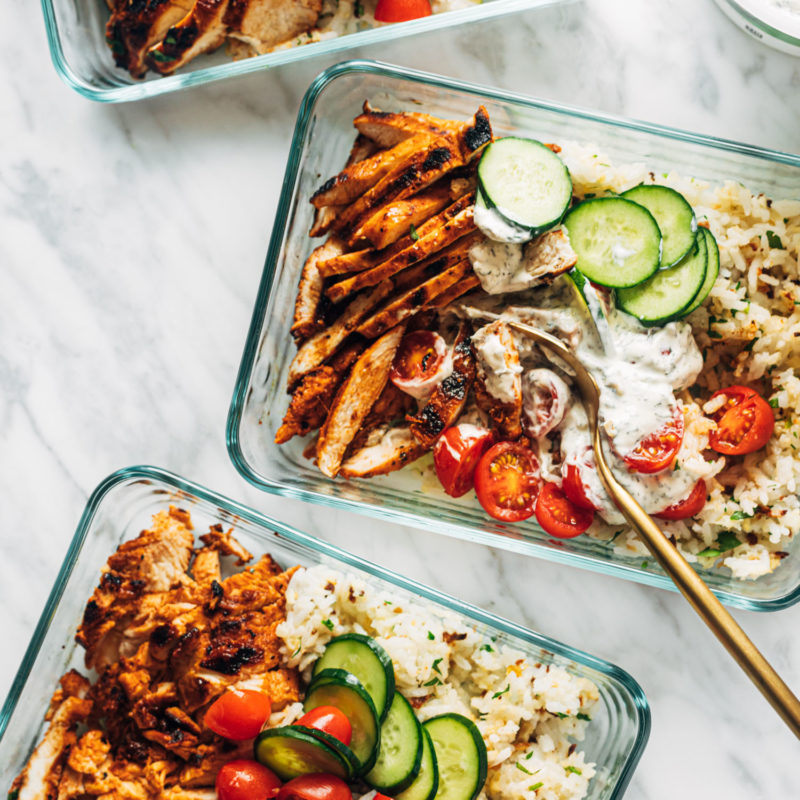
top-left (471, 325), bottom-right (522, 404)
top-left (474, 200), bottom-right (531, 244)
top-left (522, 368), bottom-right (571, 439)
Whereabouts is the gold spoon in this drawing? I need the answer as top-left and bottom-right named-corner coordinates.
top-left (508, 319), bottom-right (800, 739)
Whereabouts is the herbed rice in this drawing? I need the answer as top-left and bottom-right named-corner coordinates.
top-left (554, 141), bottom-right (800, 579)
top-left (276, 565), bottom-right (599, 800)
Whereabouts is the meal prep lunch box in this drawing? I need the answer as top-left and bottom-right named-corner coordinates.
top-left (226, 59), bottom-right (800, 613)
top-left (0, 465), bottom-right (649, 799)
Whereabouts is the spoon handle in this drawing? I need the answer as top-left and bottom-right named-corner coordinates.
top-left (593, 433), bottom-right (800, 739)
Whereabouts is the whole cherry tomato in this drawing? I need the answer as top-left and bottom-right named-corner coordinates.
top-left (205, 689), bottom-right (271, 740)
top-left (374, 0), bottom-right (432, 22)
top-left (474, 441), bottom-right (541, 522)
top-left (534, 481), bottom-right (594, 538)
top-left (433, 423), bottom-right (494, 497)
top-left (216, 760), bottom-right (282, 800)
top-left (623, 413), bottom-right (684, 474)
top-left (707, 385), bottom-right (775, 455)
top-left (655, 479), bottom-right (707, 520)
top-left (276, 774), bottom-right (352, 800)
top-left (295, 705), bottom-right (352, 746)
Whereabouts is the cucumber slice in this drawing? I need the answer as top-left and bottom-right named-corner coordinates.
top-left (564, 197), bottom-right (662, 288)
top-left (423, 714), bottom-right (487, 800)
top-left (683, 227), bottom-right (720, 315)
top-left (292, 725), bottom-right (361, 776)
top-left (304, 670), bottom-right (381, 773)
top-left (477, 137), bottom-right (572, 234)
top-left (254, 726), bottom-right (352, 781)
top-left (617, 230), bottom-right (708, 326)
top-left (366, 692), bottom-right (423, 794)
top-left (312, 633), bottom-right (395, 721)
top-left (621, 184), bottom-right (697, 267)
top-left (474, 187), bottom-right (531, 244)
top-left (396, 728), bottom-right (439, 800)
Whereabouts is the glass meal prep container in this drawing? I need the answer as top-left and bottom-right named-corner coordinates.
top-left (0, 466), bottom-right (649, 799)
top-left (226, 59), bottom-right (800, 613)
top-left (39, 0), bottom-right (567, 102)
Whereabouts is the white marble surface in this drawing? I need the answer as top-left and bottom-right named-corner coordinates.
top-left (2, 0), bottom-right (800, 795)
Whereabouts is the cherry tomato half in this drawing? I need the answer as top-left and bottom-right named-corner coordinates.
top-left (390, 330), bottom-right (450, 399)
top-left (623, 413), bottom-right (684, 474)
top-left (374, 0), bottom-right (432, 22)
top-left (276, 774), bottom-right (352, 800)
top-left (707, 385), bottom-right (775, 456)
top-left (562, 463), bottom-right (599, 512)
top-left (433, 424), bottom-right (494, 497)
top-left (474, 441), bottom-right (541, 522)
top-left (296, 705), bottom-right (352, 746)
top-left (205, 689), bottom-right (271, 741)
top-left (534, 481), bottom-right (594, 538)
top-left (655, 479), bottom-right (707, 520)
top-left (216, 760), bottom-right (282, 800)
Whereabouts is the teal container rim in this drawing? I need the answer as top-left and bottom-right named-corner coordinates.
top-left (0, 465), bottom-right (650, 799)
top-left (39, 0), bottom-right (571, 102)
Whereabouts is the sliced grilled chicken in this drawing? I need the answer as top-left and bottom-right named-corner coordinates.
top-left (106, 0), bottom-right (195, 78)
top-left (353, 102), bottom-right (463, 148)
top-left (316, 326), bottom-right (406, 477)
top-left (224, 0), bottom-right (322, 54)
top-left (292, 236), bottom-right (345, 343)
top-left (288, 280), bottom-right (392, 386)
top-left (340, 426), bottom-right (428, 478)
top-left (523, 227), bottom-right (578, 282)
top-left (146, 0), bottom-right (230, 75)
top-left (408, 322), bottom-right (475, 447)
top-left (428, 273), bottom-right (481, 309)
top-left (346, 381), bottom-right (415, 454)
top-left (471, 321), bottom-right (523, 440)
top-left (318, 247), bottom-right (381, 278)
top-left (311, 133), bottom-right (434, 208)
top-left (327, 197), bottom-right (476, 303)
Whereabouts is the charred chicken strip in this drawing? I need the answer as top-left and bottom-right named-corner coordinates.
top-left (292, 236), bottom-right (345, 343)
top-left (340, 426), bottom-right (428, 479)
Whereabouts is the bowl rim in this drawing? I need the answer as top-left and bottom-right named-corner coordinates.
top-left (225, 59), bottom-right (800, 613)
top-left (0, 464), bottom-right (651, 799)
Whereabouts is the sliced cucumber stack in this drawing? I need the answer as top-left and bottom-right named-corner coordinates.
top-left (395, 728), bottom-right (439, 800)
top-left (683, 227), bottom-right (720, 315)
top-left (312, 633), bottom-right (395, 721)
top-left (621, 184), bottom-right (697, 267)
top-left (563, 197), bottom-right (662, 288)
top-left (254, 726), bottom-right (353, 781)
top-left (366, 692), bottom-right (424, 794)
top-left (477, 137), bottom-right (572, 235)
top-left (617, 229), bottom-right (708, 325)
top-left (304, 670), bottom-right (381, 773)
top-left (423, 714), bottom-right (488, 800)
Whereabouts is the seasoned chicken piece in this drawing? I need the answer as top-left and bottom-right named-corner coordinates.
top-left (316, 326), bottom-right (406, 477)
top-left (288, 281), bottom-right (392, 386)
top-left (327, 195), bottom-right (476, 303)
top-left (146, 0), bottom-right (233, 75)
top-left (311, 134), bottom-right (435, 208)
top-left (353, 103), bottom-right (463, 148)
top-left (178, 741), bottom-right (251, 787)
top-left (347, 382), bottom-right (415, 455)
top-left (76, 507), bottom-right (196, 670)
top-left (408, 322), bottom-right (475, 447)
top-left (318, 247), bottom-right (381, 278)
top-left (471, 321), bottom-right (523, 440)
top-left (340, 426), bottom-right (428, 478)
top-left (192, 522), bottom-right (253, 584)
top-left (10, 695), bottom-right (92, 800)
top-left (224, 0), bottom-right (322, 56)
top-left (292, 236), bottom-right (345, 343)
top-left (105, 0), bottom-right (195, 78)
top-left (428, 273), bottom-right (481, 309)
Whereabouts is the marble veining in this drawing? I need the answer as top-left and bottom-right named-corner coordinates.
top-left (1, 0), bottom-right (800, 797)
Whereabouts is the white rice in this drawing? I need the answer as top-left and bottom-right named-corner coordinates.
top-left (277, 565), bottom-right (600, 800)
top-left (556, 141), bottom-right (800, 579)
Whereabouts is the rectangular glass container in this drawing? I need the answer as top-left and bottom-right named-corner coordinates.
top-left (40, 0), bottom-right (567, 102)
top-left (0, 466), bottom-right (649, 799)
top-left (226, 59), bottom-right (800, 612)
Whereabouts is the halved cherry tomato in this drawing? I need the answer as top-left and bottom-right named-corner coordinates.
top-left (433, 424), bottom-right (494, 497)
top-left (534, 482), bottom-right (594, 538)
top-left (216, 760), bottom-right (282, 800)
top-left (707, 385), bottom-right (775, 455)
top-left (474, 441), bottom-right (540, 522)
top-left (276, 774), bottom-right (352, 800)
top-left (623, 413), bottom-right (684, 474)
top-left (295, 705), bottom-right (352, 746)
top-left (390, 330), bottom-right (450, 399)
top-left (205, 689), bottom-right (271, 741)
top-left (655, 479), bottom-right (707, 520)
top-left (562, 463), bottom-right (599, 512)
top-left (374, 0), bottom-right (432, 22)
